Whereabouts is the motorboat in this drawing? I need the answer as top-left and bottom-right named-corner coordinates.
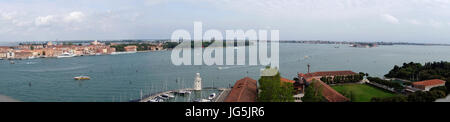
top-left (208, 93), bottom-right (216, 100)
top-left (148, 98), bottom-right (163, 102)
top-left (177, 90), bottom-right (191, 95)
top-left (194, 99), bottom-right (211, 102)
top-left (74, 76), bottom-right (90, 80)
top-left (161, 93), bottom-right (175, 98)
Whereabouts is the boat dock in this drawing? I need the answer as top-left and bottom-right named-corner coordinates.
top-left (213, 88), bottom-right (231, 102)
top-left (137, 88), bottom-right (231, 102)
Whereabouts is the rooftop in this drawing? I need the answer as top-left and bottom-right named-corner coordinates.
top-left (299, 70), bottom-right (357, 78)
top-left (412, 79), bottom-right (446, 87)
top-left (281, 77), bottom-right (295, 84)
top-left (224, 77), bottom-right (258, 102)
top-left (313, 80), bottom-right (350, 102)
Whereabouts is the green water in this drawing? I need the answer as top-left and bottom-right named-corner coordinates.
top-left (1, 43), bottom-right (449, 102)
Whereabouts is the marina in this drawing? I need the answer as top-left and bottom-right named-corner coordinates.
top-left (1, 44), bottom-right (450, 102)
top-left (135, 88), bottom-right (229, 102)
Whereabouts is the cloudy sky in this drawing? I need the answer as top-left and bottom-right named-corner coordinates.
top-left (1, 0), bottom-right (450, 44)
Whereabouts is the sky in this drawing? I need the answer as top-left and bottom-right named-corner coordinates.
top-left (1, 0), bottom-right (450, 44)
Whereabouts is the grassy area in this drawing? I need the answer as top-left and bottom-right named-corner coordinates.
top-left (331, 84), bottom-right (397, 102)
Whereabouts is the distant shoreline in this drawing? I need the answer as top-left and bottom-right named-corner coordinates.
top-left (0, 94), bottom-right (20, 102)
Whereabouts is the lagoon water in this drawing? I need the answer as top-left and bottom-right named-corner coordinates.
top-left (1, 43), bottom-right (450, 102)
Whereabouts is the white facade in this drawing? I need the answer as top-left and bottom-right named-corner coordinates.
top-left (194, 73), bottom-right (202, 91)
top-left (6, 51), bottom-right (14, 59)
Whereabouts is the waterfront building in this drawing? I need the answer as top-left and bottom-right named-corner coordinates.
top-left (224, 77), bottom-right (258, 102)
top-left (298, 70), bottom-right (357, 81)
top-left (0, 47), bottom-right (10, 59)
top-left (6, 51), bottom-right (14, 59)
top-left (91, 40), bottom-right (101, 45)
top-left (194, 73), bottom-right (202, 91)
top-left (412, 79), bottom-right (446, 91)
top-left (46, 41), bottom-right (54, 47)
top-left (298, 70), bottom-right (354, 102)
top-left (124, 45), bottom-right (137, 52)
top-left (0, 51), bottom-right (6, 59)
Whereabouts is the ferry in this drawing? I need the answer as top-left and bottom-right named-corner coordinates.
top-left (57, 53), bottom-right (76, 58)
top-left (74, 76), bottom-right (90, 80)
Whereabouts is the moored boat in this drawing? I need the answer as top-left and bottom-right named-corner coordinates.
top-left (208, 93), bottom-right (216, 100)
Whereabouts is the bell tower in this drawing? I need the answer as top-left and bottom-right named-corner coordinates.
top-left (307, 64), bottom-right (311, 74)
top-left (194, 73), bottom-right (202, 91)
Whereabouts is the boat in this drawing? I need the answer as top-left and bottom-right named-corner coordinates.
top-left (148, 97), bottom-right (163, 102)
top-left (177, 90), bottom-right (191, 95)
top-left (157, 98), bottom-right (164, 102)
top-left (10, 61), bottom-right (15, 64)
top-left (208, 93), bottom-right (216, 100)
top-left (194, 99), bottom-right (211, 102)
top-left (161, 93), bottom-right (175, 98)
top-left (57, 53), bottom-right (75, 58)
top-left (74, 76), bottom-right (90, 80)
top-left (158, 95), bottom-right (169, 100)
top-left (148, 99), bottom-right (158, 102)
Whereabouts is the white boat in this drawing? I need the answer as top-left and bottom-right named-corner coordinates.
top-left (74, 76), bottom-right (90, 80)
top-left (161, 93), bottom-right (175, 98)
top-left (148, 97), bottom-right (163, 102)
top-left (208, 93), bottom-right (216, 100)
top-left (177, 90), bottom-right (191, 95)
top-left (148, 98), bottom-right (158, 102)
top-left (57, 53), bottom-right (75, 58)
top-left (194, 99), bottom-right (211, 102)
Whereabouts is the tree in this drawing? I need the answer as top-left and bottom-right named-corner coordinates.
top-left (301, 79), bottom-right (326, 102)
top-left (258, 68), bottom-right (295, 102)
top-left (371, 96), bottom-right (407, 102)
top-left (446, 81), bottom-right (450, 93)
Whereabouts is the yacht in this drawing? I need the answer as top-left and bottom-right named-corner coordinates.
top-left (208, 93), bottom-right (216, 100)
top-left (57, 53), bottom-right (75, 58)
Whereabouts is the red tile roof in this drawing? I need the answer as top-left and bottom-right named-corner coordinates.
top-left (281, 77), bottom-right (295, 84)
top-left (413, 79), bottom-right (446, 87)
top-left (224, 77), bottom-right (258, 102)
top-left (312, 79), bottom-right (349, 102)
top-left (299, 71), bottom-right (357, 78)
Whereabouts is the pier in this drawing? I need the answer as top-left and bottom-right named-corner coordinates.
top-left (137, 87), bottom-right (230, 102)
